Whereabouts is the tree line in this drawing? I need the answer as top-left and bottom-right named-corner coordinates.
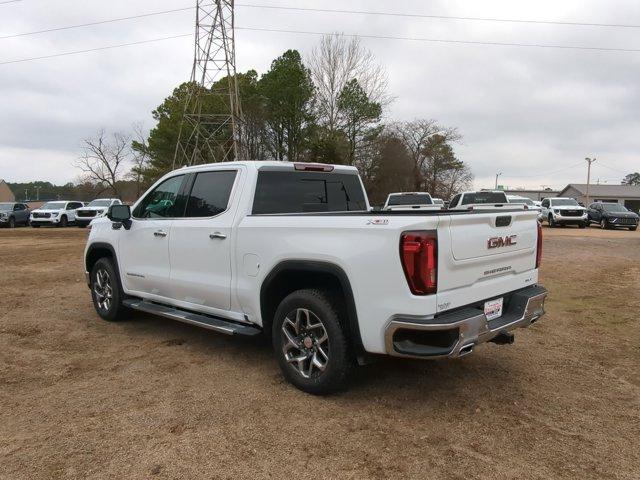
top-left (74, 35), bottom-right (473, 203)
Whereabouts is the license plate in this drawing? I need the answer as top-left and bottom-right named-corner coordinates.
top-left (484, 297), bottom-right (504, 321)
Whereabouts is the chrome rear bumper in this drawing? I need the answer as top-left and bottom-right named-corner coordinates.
top-left (385, 285), bottom-right (547, 359)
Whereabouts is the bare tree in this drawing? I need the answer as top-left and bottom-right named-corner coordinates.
top-left (387, 119), bottom-right (461, 190)
top-left (440, 164), bottom-right (474, 200)
top-left (76, 130), bottom-right (131, 199)
top-left (308, 34), bottom-right (390, 132)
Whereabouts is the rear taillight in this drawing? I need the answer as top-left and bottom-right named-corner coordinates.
top-left (400, 231), bottom-right (437, 295)
top-left (535, 221), bottom-right (543, 269)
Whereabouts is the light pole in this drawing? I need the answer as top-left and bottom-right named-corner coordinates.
top-left (495, 172), bottom-right (502, 190)
top-left (585, 157), bottom-right (596, 205)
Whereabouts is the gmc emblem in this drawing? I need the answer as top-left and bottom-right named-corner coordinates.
top-left (487, 235), bottom-right (517, 249)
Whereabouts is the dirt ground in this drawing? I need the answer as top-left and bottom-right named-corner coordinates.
top-left (1, 226), bottom-right (639, 480)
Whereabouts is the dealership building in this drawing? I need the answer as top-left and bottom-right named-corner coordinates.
top-left (558, 184), bottom-right (640, 213)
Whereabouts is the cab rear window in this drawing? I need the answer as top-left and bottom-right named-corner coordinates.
top-left (252, 171), bottom-right (367, 214)
top-left (388, 194), bottom-right (432, 206)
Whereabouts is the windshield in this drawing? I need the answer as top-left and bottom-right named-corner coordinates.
top-left (40, 202), bottom-right (66, 210)
top-left (508, 197), bottom-right (535, 206)
top-left (387, 194), bottom-right (433, 206)
top-left (88, 200), bottom-right (111, 207)
top-left (461, 192), bottom-right (507, 205)
top-left (602, 203), bottom-right (628, 213)
top-left (551, 199), bottom-right (579, 207)
top-left (0, 203), bottom-right (13, 211)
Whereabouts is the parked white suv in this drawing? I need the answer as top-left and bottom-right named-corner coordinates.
top-left (540, 197), bottom-right (588, 228)
top-left (75, 198), bottom-right (122, 228)
top-left (383, 192), bottom-right (442, 211)
top-left (30, 201), bottom-right (84, 227)
top-left (84, 161), bottom-right (546, 394)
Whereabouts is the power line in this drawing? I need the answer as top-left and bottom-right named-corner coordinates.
top-left (503, 161), bottom-right (584, 179)
top-left (0, 6), bottom-right (196, 39)
top-left (3, 25), bottom-right (640, 66)
top-left (4, 3), bottom-right (640, 41)
top-left (236, 26), bottom-right (640, 53)
top-left (0, 34), bottom-right (190, 65)
top-left (236, 3), bottom-right (640, 30)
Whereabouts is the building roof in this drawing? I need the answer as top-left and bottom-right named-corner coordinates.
top-left (559, 184), bottom-right (640, 199)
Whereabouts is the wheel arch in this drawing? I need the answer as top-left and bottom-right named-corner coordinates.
top-left (85, 243), bottom-right (123, 288)
top-left (260, 260), bottom-right (364, 354)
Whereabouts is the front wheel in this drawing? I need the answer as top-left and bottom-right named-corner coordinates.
top-left (90, 258), bottom-right (127, 321)
top-left (548, 215), bottom-right (556, 228)
top-left (272, 289), bottom-right (353, 395)
top-left (58, 215), bottom-right (68, 228)
top-left (8, 217), bottom-right (15, 228)
top-left (630, 226), bottom-right (637, 232)
top-left (600, 219), bottom-right (607, 230)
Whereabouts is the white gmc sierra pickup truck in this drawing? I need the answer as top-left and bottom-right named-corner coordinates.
top-left (84, 161), bottom-right (547, 394)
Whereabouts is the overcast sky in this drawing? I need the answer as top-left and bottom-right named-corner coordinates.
top-left (0, 0), bottom-right (639, 190)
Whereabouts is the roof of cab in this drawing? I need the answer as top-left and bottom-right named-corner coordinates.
top-left (177, 161), bottom-right (358, 173)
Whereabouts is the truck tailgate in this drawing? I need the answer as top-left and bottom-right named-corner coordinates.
top-left (437, 210), bottom-right (539, 296)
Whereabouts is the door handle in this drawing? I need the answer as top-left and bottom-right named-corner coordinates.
top-left (209, 232), bottom-right (226, 240)
top-left (154, 230), bottom-right (167, 238)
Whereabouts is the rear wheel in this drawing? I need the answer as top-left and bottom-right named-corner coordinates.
top-left (90, 257), bottom-right (127, 321)
top-left (272, 289), bottom-right (353, 395)
top-left (58, 215), bottom-right (68, 228)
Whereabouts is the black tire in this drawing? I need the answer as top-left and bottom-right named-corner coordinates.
top-left (77, 224), bottom-right (86, 228)
top-left (630, 226), bottom-right (637, 232)
top-left (272, 288), bottom-right (353, 395)
top-left (31, 224), bottom-right (40, 228)
top-left (579, 222), bottom-right (586, 229)
top-left (548, 215), bottom-right (556, 228)
top-left (90, 257), bottom-right (127, 321)
top-left (8, 217), bottom-right (15, 228)
top-left (59, 215), bottom-right (68, 228)
top-left (600, 219), bottom-right (607, 230)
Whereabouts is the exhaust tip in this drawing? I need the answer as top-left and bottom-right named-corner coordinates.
top-left (459, 344), bottom-right (474, 357)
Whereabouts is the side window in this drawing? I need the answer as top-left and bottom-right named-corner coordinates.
top-left (185, 170), bottom-right (237, 217)
top-left (72, 202), bottom-right (82, 209)
top-left (450, 194), bottom-right (461, 208)
top-left (113, 199), bottom-right (122, 205)
top-left (542, 199), bottom-right (549, 208)
top-left (14, 204), bottom-right (23, 211)
top-left (133, 175), bottom-right (185, 218)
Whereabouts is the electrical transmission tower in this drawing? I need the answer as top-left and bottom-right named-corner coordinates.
top-left (173, 0), bottom-right (243, 168)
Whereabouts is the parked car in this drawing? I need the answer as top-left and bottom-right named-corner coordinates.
top-left (506, 195), bottom-right (540, 211)
top-left (30, 201), bottom-right (84, 227)
top-left (432, 198), bottom-right (445, 207)
top-left (382, 192), bottom-right (442, 211)
top-left (587, 202), bottom-right (638, 231)
top-left (75, 198), bottom-right (122, 228)
top-left (84, 161), bottom-right (546, 394)
top-left (540, 197), bottom-right (588, 228)
top-left (448, 190), bottom-right (511, 210)
top-left (0, 202), bottom-right (30, 228)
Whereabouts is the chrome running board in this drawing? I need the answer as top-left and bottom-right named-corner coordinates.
top-left (123, 299), bottom-right (261, 337)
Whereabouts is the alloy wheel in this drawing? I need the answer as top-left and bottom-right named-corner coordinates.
top-left (281, 308), bottom-right (329, 379)
top-left (93, 268), bottom-right (113, 312)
